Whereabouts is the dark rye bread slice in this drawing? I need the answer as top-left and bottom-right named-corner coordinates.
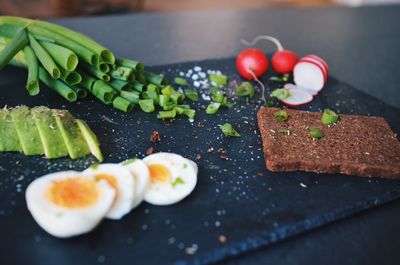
top-left (257, 107), bottom-right (400, 179)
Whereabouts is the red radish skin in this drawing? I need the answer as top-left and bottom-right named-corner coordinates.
top-left (281, 87), bottom-right (313, 107)
top-left (236, 48), bottom-right (269, 80)
top-left (307, 54), bottom-right (329, 74)
top-left (299, 58), bottom-right (327, 82)
top-left (294, 59), bottom-right (326, 93)
top-left (241, 35), bottom-right (298, 74)
top-left (301, 55), bottom-right (329, 81)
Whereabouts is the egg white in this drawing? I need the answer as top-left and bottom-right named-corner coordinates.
top-left (25, 171), bottom-right (115, 238)
top-left (143, 152), bottom-right (197, 206)
top-left (83, 164), bottom-right (135, 220)
top-left (121, 158), bottom-right (150, 210)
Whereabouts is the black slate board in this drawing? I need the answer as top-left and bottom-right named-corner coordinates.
top-left (0, 58), bottom-right (399, 265)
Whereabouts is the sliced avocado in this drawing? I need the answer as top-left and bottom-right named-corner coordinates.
top-left (0, 108), bottom-right (22, 152)
top-left (53, 109), bottom-right (90, 159)
top-left (31, 106), bottom-right (68, 158)
top-left (76, 119), bottom-right (103, 162)
top-left (10, 106), bottom-right (44, 155)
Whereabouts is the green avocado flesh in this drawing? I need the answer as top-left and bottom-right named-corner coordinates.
top-left (0, 109), bottom-right (22, 152)
top-left (31, 106), bottom-right (69, 159)
top-left (10, 106), bottom-right (44, 155)
top-left (76, 119), bottom-right (103, 162)
top-left (53, 109), bottom-right (90, 159)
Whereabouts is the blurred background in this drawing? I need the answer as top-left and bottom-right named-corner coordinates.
top-left (0, 0), bottom-right (399, 18)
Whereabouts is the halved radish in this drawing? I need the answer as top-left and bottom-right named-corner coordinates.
top-left (281, 86), bottom-right (313, 107)
top-left (284, 83), bottom-right (318, 96)
top-left (307, 54), bottom-right (329, 74)
top-left (299, 58), bottom-right (327, 82)
top-left (293, 61), bottom-right (325, 94)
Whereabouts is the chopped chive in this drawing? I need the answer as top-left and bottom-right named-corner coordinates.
top-left (222, 96), bottom-right (234, 109)
top-left (157, 109), bottom-right (177, 119)
top-left (29, 34), bottom-right (60, 79)
top-left (40, 41), bottom-right (78, 71)
top-left (142, 90), bottom-right (159, 105)
top-left (38, 68), bottom-right (77, 102)
top-left (211, 91), bottom-right (225, 103)
top-left (91, 80), bottom-right (118, 105)
top-left (161, 86), bottom-right (174, 96)
top-left (145, 71), bottom-right (165, 86)
top-left (139, 99), bottom-right (155, 113)
top-left (321, 108), bottom-right (339, 125)
top-left (113, 96), bottom-right (134, 113)
top-left (120, 90), bottom-right (140, 104)
top-left (270, 88), bottom-right (291, 101)
top-left (185, 89), bottom-right (198, 101)
top-left (59, 69), bottom-right (81, 86)
top-left (80, 63), bottom-right (110, 81)
top-left (97, 62), bottom-right (110, 74)
top-left (183, 109), bottom-right (196, 120)
top-left (170, 90), bottom-right (185, 104)
top-left (133, 83), bottom-right (144, 92)
top-left (116, 58), bottom-right (144, 72)
top-left (171, 177), bottom-right (185, 188)
top-left (275, 110), bottom-right (288, 122)
top-left (174, 77), bottom-right (188, 86)
top-left (110, 66), bottom-right (133, 81)
top-left (206, 102), bottom-right (221, 114)
top-left (109, 79), bottom-right (131, 91)
top-left (219, 123), bottom-right (240, 137)
top-left (236, 81), bottom-right (255, 97)
top-left (23, 45), bottom-right (39, 96)
top-left (159, 94), bottom-right (170, 107)
top-left (209, 73), bottom-right (227, 87)
top-left (308, 127), bottom-right (325, 139)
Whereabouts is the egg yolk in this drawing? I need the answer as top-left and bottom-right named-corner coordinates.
top-left (148, 164), bottom-right (171, 183)
top-left (47, 177), bottom-right (99, 208)
top-left (95, 174), bottom-right (119, 199)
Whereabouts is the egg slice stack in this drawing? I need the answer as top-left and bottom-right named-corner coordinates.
top-left (25, 153), bottom-right (198, 238)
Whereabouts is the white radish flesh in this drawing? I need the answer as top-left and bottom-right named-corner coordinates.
top-left (294, 62), bottom-right (325, 93)
top-left (300, 58), bottom-right (327, 82)
top-left (281, 86), bottom-right (313, 106)
top-left (284, 83), bottom-right (318, 96)
top-left (307, 54), bottom-right (329, 74)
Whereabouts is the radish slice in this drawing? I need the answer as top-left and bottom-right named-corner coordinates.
top-left (299, 58), bottom-right (327, 82)
top-left (306, 54), bottom-right (329, 74)
top-left (284, 83), bottom-right (318, 96)
top-left (281, 87), bottom-right (313, 107)
top-left (293, 61), bottom-right (325, 93)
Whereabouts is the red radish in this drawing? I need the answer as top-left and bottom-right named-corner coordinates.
top-left (299, 56), bottom-right (328, 82)
top-left (281, 86), bottom-right (313, 107)
top-left (236, 48), bottom-right (269, 80)
top-left (307, 54), bottom-right (329, 74)
top-left (241, 35), bottom-right (298, 74)
top-left (293, 56), bottom-right (328, 94)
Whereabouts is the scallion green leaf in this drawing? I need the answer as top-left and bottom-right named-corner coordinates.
top-left (219, 123), bottom-right (240, 137)
top-left (321, 108), bottom-right (339, 125)
top-left (139, 99), bottom-right (155, 113)
top-left (308, 127), bottom-right (325, 139)
top-left (236, 82), bottom-right (255, 97)
top-left (274, 110), bottom-right (288, 122)
top-left (171, 177), bottom-right (185, 188)
top-left (157, 109), bottom-right (176, 119)
top-left (185, 89), bottom-right (198, 101)
top-left (174, 77), bottom-right (188, 86)
top-left (206, 102), bottom-right (221, 114)
top-left (209, 73), bottom-right (227, 87)
top-left (270, 88), bottom-right (291, 101)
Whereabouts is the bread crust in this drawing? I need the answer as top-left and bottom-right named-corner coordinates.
top-left (257, 107), bottom-right (400, 179)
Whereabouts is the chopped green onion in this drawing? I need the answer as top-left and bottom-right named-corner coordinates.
top-left (139, 99), bottom-right (155, 113)
top-left (97, 62), bottom-right (110, 74)
top-left (23, 46), bottom-right (39, 96)
top-left (185, 89), bottom-right (198, 101)
top-left (38, 68), bottom-right (76, 102)
top-left (91, 80), bottom-right (117, 105)
top-left (171, 177), bottom-right (185, 188)
top-left (29, 34), bottom-right (60, 79)
top-left (277, 128), bottom-right (290, 135)
top-left (219, 123), bottom-right (240, 137)
top-left (236, 82), bottom-right (255, 97)
top-left (80, 63), bottom-right (110, 81)
top-left (78, 72), bottom-right (96, 91)
top-left (270, 88), bottom-right (291, 101)
top-left (120, 90), bottom-right (140, 104)
top-left (159, 94), bottom-right (170, 107)
top-left (109, 79), bottom-right (130, 91)
top-left (275, 110), bottom-right (288, 122)
top-left (70, 86), bottom-right (87, 98)
top-left (211, 91), bottom-right (225, 103)
top-left (133, 83), bottom-right (144, 92)
top-left (161, 85), bottom-right (174, 96)
top-left (0, 27), bottom-right (28, 70)
top-left (209, 73), bottom-right (227, 87)
top-left (113, 96), bottom-right (134, 113)
top-left (145, 71), bottom-right (165, 86)
top-left (170, 90), bottom-right (185, 104)
top-left (142, 90), bottom-right (159, 105)
top-left (206, 102), bottom-right (221, 114)
top-left (116, 58), bottom-right (144, 72)
top-left (174, 77), bottom-right (188, 86)
top-left (157, 109), bottom-right (177, 119)
top-left (321, 108), bottom-right (339, 125)
top-left (110, 66), bottom-right (133, 81)
top-left (308, 127), bottom-right (325, 139)
top-left (183, 109), bottom-right (196, 120)
top-left (222, 96), bottom-right (234, 109)
top-left (59, 69), bottom-right (81, 86)
top-left (40, 41), bottom-right (78, 71)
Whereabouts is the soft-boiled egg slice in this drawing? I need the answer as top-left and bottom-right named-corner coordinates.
top-left (143, 152), bottom-right (197, 206)
top-left (121, 158), bottom-right (150, 209)
top-left (83, 164), bottom-right (135, 220)
top-left (25, 171), bottom-right (115, 238)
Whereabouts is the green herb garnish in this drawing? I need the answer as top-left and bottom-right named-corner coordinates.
top-left (211, 91), bottom-right (225, 103)
top-left (308, 127), bottom-right (325, 139)
top-left (270, 88), bottom-right (291, 101)
top-left (220, 123), bottom-right (240, 137)
top-left (321, 108), bottom-right (339, 125)
top-left (209, 73), bottom-right (227, 87)
top-left (206, 102), bottom-right (221, 114)
top-left (174, 77), bottom-right (188, 86)
top-left (157, 109), bottom-right (176, 119)
top-left (172, 177), bottom-right (185, 188)
top-left (121, 158), bottom-right (138, 166)
top-left (185, 89), bottom-right (198, 101)
top-left (90, 163), bottom-right (99, 170)
top-left (236, 82), bottom-right (255, 97)
top-left (274, 110), bottom-right (288, 122)
top-left (138, 99), bottom-right (155, 113)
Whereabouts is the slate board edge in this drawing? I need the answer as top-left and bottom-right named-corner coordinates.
top-left (174, 189), bottom-right (400, 265)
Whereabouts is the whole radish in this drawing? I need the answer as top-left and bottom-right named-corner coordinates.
top-left (236, 48), bottom-right (269, 80)
top-left (241, 35), bottom-right (298, 74)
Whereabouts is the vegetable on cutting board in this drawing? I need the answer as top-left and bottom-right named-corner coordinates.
top-left (0, 105), bottom-right (103, 161)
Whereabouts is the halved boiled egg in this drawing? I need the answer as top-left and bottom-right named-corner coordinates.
top-left (83, 164), bottom-right (135, 220)
top-left (121, 158), bottom-right (150, 210)
top-left (25, 171), bottom-right (115, 238)
top-left (143, 153), bottom-right (197, 206)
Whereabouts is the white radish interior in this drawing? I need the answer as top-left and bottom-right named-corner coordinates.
top-left (284, 83), bottom-right (318, 96)
top-left (307, 54), bottom-right (329, 74)
top-left (281, 86), bottom-right (313, 106)
top-left (300, 58), bottom-right (327, 82)
top-left (294, 62), bottom-right (325, 93)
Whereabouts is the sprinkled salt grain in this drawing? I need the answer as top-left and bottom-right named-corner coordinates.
top-left (188, 69), bottom-right (193, 74)
top-left (201, 94), bottom-right (210, 100)
top-left (300, 182), bottom-right (308, 188)
top-left (193, 81), bottom-right (200, 87)
top-left (199, 72), bottom-right (206, 78)
top-left (194, 66), bottom-right (202, 72)
top-left (191, 74), bottom-right (199, 80)
top-left (215, 221), bottom-right (221, 227)
top-left (185, 244), bottom-right (198, 255)
top-left (179, 71), bottom-right (185, 76)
